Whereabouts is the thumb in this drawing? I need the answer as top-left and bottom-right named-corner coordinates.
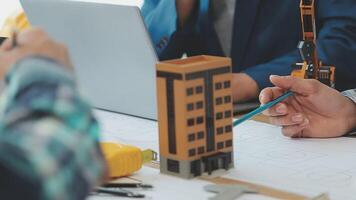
top-left (270, 75), bottom-right (319, 96)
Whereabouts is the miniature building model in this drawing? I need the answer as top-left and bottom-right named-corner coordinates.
top-left (156, 55), bottom-right (234, 179)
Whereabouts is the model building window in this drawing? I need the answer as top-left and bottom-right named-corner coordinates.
top-left (197, 131), bottom-right (204, 139)
top-left (215, 82), bottom-right (222, 90)
top-left (187, 118), bottom-right (195, 126)
top-left (216, 97), bottom-right (223, 105)
top-left (217, 142), bottom-right (224, 150)
top-left (224, 81), bottom-right (231, 88)
top-left (225, 125), bottom-right (232, 133)
top-left (167, 159), bottom-right (180, 173)
top-left (224, 110), bottom-right (232, 118)
top-left (188, 133), bottom-right (195, 142)
top-left (226, 140), bottom-right (233, 147)
top-left (186, 88), bottom-right (194, 96)
top-left (224, 96), bottom-right (232, 103)
top-left (196, 86), bottom-right (203, 94)
top-left (216, 112), bottom-right (223, 120)
top-left (196, 116), bottom-right (204, 124)
top-left (188, 149), bottom-right (196, 157)
top-left (198, 146), bottom-right (205, 154)
top-left (196, 101), bottom-right (204, 109)
top-left (217, 127), bottom-right (224, 135)
top-left (187, 103), bottom-right (194, 111)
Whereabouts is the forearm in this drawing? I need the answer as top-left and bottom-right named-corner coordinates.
top-left (0, 57), bottom-right (106, 199)
top-left (232, 73), bottom-right (259, 102)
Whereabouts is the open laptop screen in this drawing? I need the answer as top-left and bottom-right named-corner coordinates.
top-left (21, 0), bottom-right (158, 120)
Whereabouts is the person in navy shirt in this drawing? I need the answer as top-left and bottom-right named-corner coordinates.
top-left (142, 0), bottom-right (356, 102)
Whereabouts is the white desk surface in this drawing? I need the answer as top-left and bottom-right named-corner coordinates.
top-left (88, 109), bottom-right (356, 200)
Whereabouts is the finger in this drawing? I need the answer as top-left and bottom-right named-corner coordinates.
top-left (259, 87), bottom-right (285, 104)
top-left (262, 103), bottom-right (288, 116)
top-left (260, 87), bottom-right (289, 116)
top-left (281, 119), bottom-right (309, 137)
top-left (269, 75), bottom-right (320, 96)
top-left (269, 113), bottom-right (306, 126)
top-left (17, 28), bottom-right (48, 46)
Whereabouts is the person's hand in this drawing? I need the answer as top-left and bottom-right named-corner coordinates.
top-left (176, 0), bottom-right (197, 28)
top-left (260, 75), bottom-right (356, 138)
top-left (232, 73), bottom-right (259, 102)
top-left (0, 28), bottom-right (72, 79)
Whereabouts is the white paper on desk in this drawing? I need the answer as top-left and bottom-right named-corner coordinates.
top-left (95, 110), bottom-right (159, 152)
top-left (229, 120), bottom-right (356, 200)
top-left (95, 110), bottom-right (356, 200)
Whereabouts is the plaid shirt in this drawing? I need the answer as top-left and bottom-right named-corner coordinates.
top-left (0, 57), bottom-right (106, 200)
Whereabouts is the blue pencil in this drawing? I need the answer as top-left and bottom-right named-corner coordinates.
top-left (233, 91), bottom-right (294, 127)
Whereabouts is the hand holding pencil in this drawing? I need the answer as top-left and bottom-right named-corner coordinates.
top-left (259, 75), bottom-right (356, 138)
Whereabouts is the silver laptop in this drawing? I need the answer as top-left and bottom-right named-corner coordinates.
top-left (21, 0), bottom-right (158, 120)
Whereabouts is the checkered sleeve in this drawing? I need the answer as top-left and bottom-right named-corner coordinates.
top-left (0, 57), bottom-right (106, 200)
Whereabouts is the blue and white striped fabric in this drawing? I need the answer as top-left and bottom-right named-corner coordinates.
top-left (342, 89), bottom-right (356, 104)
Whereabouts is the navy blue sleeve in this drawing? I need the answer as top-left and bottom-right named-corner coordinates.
top-left (244, 0), bottom-right (356, 90)
top-left (243, 50), bottom-right (301, 90)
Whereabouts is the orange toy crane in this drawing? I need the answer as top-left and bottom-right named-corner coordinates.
top-left (291, 0), bottom-right (335, 87)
